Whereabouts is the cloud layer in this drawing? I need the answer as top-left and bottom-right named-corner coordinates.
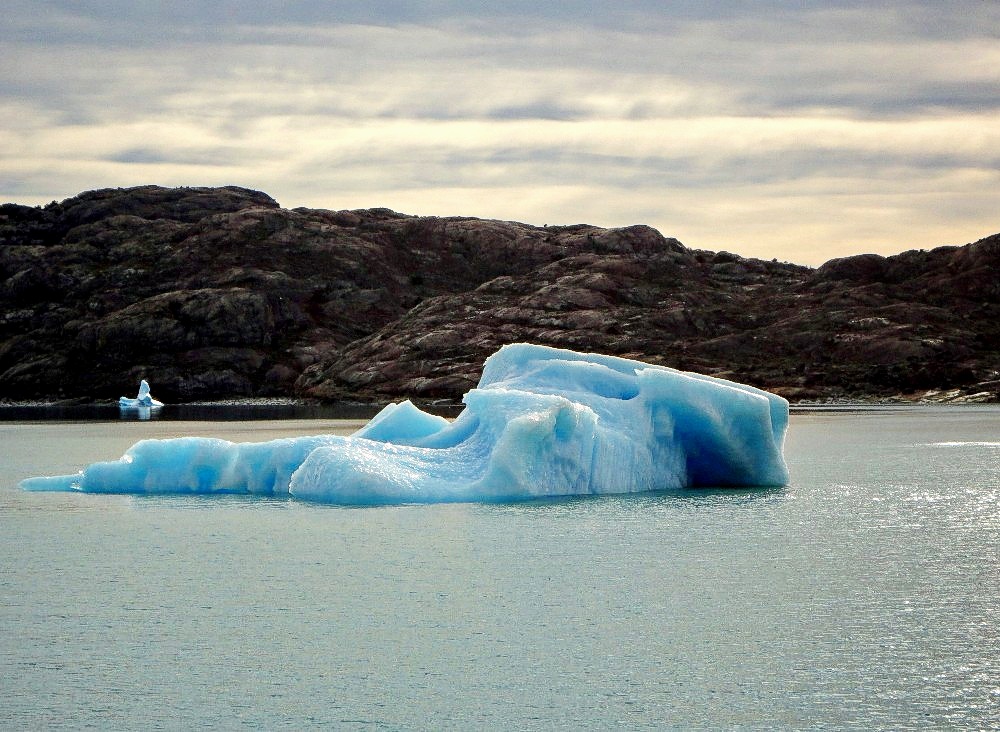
top-left (3, 1), bottom-right (998, 264)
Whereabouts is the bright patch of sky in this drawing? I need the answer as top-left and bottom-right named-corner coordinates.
top-left (3, 1), bottom-right (998, 265)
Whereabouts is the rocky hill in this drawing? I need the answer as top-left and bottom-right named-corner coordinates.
top-left (1, 185), bottom-right (997, 404)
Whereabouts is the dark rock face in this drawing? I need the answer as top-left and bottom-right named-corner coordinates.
top-left (1, 185), bottom-right (997, 403)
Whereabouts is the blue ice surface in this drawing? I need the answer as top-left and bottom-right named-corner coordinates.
top-left (21, 344), bottom-right (789, 504)
top-left (118, 379), bottom-right (163, 409)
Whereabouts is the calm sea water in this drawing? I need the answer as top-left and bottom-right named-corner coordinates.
top-left (1, 407), bottom-right (998, 730)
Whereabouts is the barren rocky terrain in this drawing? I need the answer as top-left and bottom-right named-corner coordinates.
top-left (1, 185), bottom-right (997, 404)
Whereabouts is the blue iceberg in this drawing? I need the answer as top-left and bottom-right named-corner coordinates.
top-left (118, 379), bottom-right (164, 409)
top-left (21, 344), bottom-right (789, 504)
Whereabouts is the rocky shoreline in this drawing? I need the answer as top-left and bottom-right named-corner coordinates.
top-left (3, 390), bottom-right (994, 411)
top-left (2, 185), bottom-right (997, 405)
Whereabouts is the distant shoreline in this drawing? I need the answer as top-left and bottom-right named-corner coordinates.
top-left (3, 186), bottom-right (997, 408)
top-left (1, 396), bottom-right (995, 411)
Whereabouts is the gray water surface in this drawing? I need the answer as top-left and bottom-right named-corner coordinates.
top-left (1, 408), bottom-right (998, 729)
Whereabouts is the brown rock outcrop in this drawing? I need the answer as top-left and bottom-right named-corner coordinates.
top-left (1, 185), bottom-right (997, 403)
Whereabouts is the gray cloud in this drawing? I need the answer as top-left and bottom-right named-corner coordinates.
top-left (2, 1), bottom-right (998, 264)
top-left (6, 3), bottom-right (997, 119)
top-left (104, 145), bottom-right (254, 167)
top-left (293, 140), bottom-right (1000, 195)
top-left (11, 1), bottom-right (998, 39)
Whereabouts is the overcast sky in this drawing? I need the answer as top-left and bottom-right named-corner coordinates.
top-left (3, 1), bottom-right (998, 265)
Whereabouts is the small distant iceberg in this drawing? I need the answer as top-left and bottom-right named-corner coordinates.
top-left (23, 344), bottom-right (789, 504)
top-left (118, 379), bottom-right (164, 410)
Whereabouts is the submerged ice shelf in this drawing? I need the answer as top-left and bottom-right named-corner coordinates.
top-left (21, 344), bottom-right (789, 504)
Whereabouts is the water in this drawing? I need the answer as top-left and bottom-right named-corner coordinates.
top-left (1, 407), bottom-right (998, 729)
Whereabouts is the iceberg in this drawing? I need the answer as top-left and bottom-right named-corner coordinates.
top-left (118, 379), bottom-right (164, 409)
top-left (21, 344), bottom-right (789, 504)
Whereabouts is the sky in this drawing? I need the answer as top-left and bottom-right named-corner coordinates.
top-left (2, 1), bottom-right (998, 266)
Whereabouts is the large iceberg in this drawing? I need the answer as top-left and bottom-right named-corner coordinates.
top-left (21, 344), bottom-right (789, 504)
